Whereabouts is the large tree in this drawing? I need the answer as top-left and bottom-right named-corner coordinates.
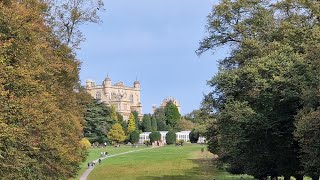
top-left (198, 0), bottom-right (319, 179)
top-left (83, 99), bottom-right (115, 143)
top-left (0, 1), bottom-right (90, 178)
top-left (164, 102), bottom-right (181, 131)
top-left (141, 114), bottom-right (152, 132)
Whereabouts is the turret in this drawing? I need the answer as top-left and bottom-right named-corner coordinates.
top-left (134, 80), bottom-right (140, 89)
top-left (86, 80), bottom-right (95, 89)
top-left (103, 75), bottom-right (112, 87)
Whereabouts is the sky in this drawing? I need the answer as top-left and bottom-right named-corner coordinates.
top-left (78, 0), bottom-right (226, 115)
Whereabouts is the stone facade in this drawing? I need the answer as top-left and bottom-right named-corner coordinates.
top-left (152, 96), bottom-right (181, 113)
top-left (85, 76), bottom-right (142, 120)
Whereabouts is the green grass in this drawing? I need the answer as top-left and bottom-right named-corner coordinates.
top-left (74, 145), bottom-right (149, 179)
top-left (87, 144), bottom-right (254, 180)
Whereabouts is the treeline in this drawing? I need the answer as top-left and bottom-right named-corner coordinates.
top-left (140, 101), bottom-right (182, 132)
top-left (199, 1), bottom-right (319, 180)
top-left (83, 100), bottom-right (183, 145)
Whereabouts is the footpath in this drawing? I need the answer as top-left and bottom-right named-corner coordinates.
top-left (79, 147), bottom-right (156, 180)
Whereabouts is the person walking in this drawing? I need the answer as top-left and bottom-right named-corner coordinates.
top-left (98, 159), bottom-right (101, 164)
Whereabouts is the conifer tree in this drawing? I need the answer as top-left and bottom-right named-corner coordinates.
top-left (127, 113), bottom-right (136, 134)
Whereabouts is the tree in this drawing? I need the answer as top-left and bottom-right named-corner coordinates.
top-left (295, 108), bottom-right (320, 180)
top-left (153, 107), bottom-right (167, 131)
top-left (107, 123), bottom-right (126, 144)
top-left (198, 0), bottom-right (320, 179)
top-left (141, 114), bottom-right (152, 132)
top-left (110, 105), bottom-right (118, 121)
top-left (129, 130), bottom-right (140, 145)
top-left (179, 119), bottom-right (195, 130)
top-left (149, 131), bottom-right (161, 143)
top-left (165, 131), bottom-right (176, 145)
top-left (127, 113), bottom-right (136, 134)
top-left (45, 0), bottom-right (104, 48)
top-left (83, 99), bottom-right (114, 143)
top-left (132, 111), bottom-right (140, 130)
top-left (164, 102), bottom-right (181, 130)
top-left (151, 116), bottom-right (158, 132)
top-left (189, 129), bottom-right (199, 143)
top-left (0, 1), bottom-right (88, 178)
top-left (80, 138), bottom-right (92, 149)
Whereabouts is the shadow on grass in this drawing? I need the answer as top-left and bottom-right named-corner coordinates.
top-left (138, 157), bottom-right (253, 180)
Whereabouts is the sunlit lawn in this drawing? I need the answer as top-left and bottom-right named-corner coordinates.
top-left (74, 145), bottom-right (149, 179)
top-left (87, 144), bottom-right (254, 180)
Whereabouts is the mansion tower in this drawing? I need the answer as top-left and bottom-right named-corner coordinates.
top-left (85, 76), bottom-right (142, 120)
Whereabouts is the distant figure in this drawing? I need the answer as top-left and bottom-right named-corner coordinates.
top-left (104, 142), bottom-right (107, 147)
top-left (105, 152), bottom-right (108, 157)
top-left (98, 159), bottom-right (101, 164)
top-left (87, 162), bottom-right (90, 168)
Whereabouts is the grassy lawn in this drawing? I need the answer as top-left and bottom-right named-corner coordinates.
top-left (87, 144), bottom-right (254, 180)
top-left (74, 145), bottom-right (149, 179)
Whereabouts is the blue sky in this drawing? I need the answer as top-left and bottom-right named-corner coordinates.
top-left (78, 0), bottom-right (225, 115)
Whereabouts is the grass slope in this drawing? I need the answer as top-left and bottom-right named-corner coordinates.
top-left (87, 144), bottom-right (253, 180)
top-left (75, 145), bottom-right (148, 179)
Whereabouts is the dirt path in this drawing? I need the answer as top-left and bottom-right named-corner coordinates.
top-left (79, 147), bottom-right (156, 180)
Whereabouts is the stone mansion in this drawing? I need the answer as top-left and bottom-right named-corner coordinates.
top-left (85, 76), bottom-right (142, 120)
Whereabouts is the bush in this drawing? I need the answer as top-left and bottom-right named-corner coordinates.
top-left (149, 131), bottom-right (161, 143)
top-left (189, 129), bottom-right (199, 143)
top-left (165, 131), bottom-right (176, 145)
top-left (176, 139), bottom-right (184, 146)
top-left (129, 130), bottom-right (140, 144)
top-left (143, 140), bottom-right (151, 146)
top-left (80, 138), bottom-right (91, 149)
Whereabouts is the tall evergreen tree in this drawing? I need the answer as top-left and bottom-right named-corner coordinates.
top-left (127, 113), bottom-right (136, 134)
top-left (151, 117), bottom-right (158, 132)
top-left (141, 114), bottom-right (152, 132)
top-left (164, 102), bottom-right (181, 131)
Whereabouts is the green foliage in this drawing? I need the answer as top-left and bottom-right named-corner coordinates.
top-left (141, 114), bottom-right (152, 132)
top-left (189, 129), bottom-right (199, 143)
top-left (129, 130), bottom-right (140, 145)
top-left (164, 102), bottom-right (181, 130)
top-left (132, 111), bottom-right (140, 130)
top-left (110, 105), bottom-right (118, 121)
top-left (151, 117), bottom-right (158, 132)
top-left (83, 99), bottom-right (114, 143)
top-left (295, 108), bottom-right (320, 177)
top-left (165, 131), bottom-right (176, 145)
top-left (153, 108), bottom-right (167, 131)
top-left (127, 113), bottom-right (136, 134)
top-left (149, 131), bottom-right (161, 143)
top-left (107, 123), bottom-right (126, 144)
top-left (199, 0), bottom-right (320, 178)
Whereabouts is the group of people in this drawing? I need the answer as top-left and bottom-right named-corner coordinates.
top-left (87, 159), bottom-right (102, 168)
top-left (100, 151), bottom-right (108, 157)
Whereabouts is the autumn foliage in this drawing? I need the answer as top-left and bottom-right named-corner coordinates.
top-left (0, 1), bottom-right (89, 179)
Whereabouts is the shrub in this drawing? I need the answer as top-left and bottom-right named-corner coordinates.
top-left (165, 131), bottom-right (176, 145)
top-left (80, 138), bottom-right (91, 149)
top-left (129, 130), bottom-right (140, 144)
top-left (149, 131), bottom-right (161, 143)
top-left (189, 129), bottom-right (199, 143)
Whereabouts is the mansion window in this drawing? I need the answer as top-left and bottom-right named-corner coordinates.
top-left (96, 92), bottom-right (101, 100)
top-left (130, 94), bottom-right (134, 103)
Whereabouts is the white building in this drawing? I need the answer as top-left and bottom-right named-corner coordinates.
top-left (176, 131), bottom-right (191, 142)
top-left (159, 131), bottom-right (168, 143)
top-left (139, 132), bottom-right (151, 144)
top-left (139, 131), bottom-right (192, 144)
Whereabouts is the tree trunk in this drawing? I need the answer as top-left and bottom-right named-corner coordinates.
top-left (311, 175), bottom-right (319, 180)
top-left (284, 176), bottom-right (290, 180)
top-left (295, 175), bottom-right (303, 180)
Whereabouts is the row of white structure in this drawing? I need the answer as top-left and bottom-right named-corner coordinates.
top-left (139, 131), bottom-right (206, 144)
